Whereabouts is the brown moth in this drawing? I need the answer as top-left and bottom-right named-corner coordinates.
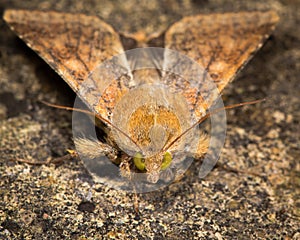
top-left (3, 9), bottom-right (279, 188)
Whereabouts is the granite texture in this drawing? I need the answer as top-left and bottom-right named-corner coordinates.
top-left (0, 0), bottom-right (299, 239)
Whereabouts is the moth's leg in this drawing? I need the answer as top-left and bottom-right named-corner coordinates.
top-left (117, 154), bottom-right (140, 214)
top-left (49, 149), bottom-right (79, 164)
top-left (14, 149), bottom-right (79, 165)
top-left (118, 155), bottom-right (141, 215)
top-left (215, 161), bottom-right (263, 177)
top-left (133, 192), bottom-right (140, 215)
top-left (14, 137), bottom-right (118, 165)
top-left (119, 155), bottom-right (132, 179)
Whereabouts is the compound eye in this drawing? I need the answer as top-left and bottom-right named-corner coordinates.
top-left (161, 152), bottom-right (172, 170)
top-left (133, 152), bottom-right (145, 171)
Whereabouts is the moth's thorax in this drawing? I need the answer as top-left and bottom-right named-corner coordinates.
top-left (110, 78), bottom-right (193, 155)
top-left (128, 104), bottom-right (182, 153)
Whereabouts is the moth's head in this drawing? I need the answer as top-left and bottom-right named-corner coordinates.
top-left (133, 151), bottom-right (172, 183)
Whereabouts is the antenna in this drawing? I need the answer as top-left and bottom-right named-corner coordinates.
top-left (162, 98), bottom-right (266, 152)
top-left (41, 100), bottom-right (142, 152)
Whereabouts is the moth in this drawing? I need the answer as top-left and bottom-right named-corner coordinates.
top-left (4, 9), bottom-right (279, 191)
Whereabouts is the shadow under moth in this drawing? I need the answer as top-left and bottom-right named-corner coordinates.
top-left (4, 9), bottom-right (279, 193)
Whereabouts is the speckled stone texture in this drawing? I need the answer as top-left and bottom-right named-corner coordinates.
top-left (0, 0), bottom-right (299, 239)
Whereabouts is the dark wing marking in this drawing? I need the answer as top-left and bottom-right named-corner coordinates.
top-left (164, 11), bottom-right (279, 116)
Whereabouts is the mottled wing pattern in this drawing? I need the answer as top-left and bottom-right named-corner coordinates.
top-left (4, 10), bottom-right (279, 121)
top-left (164, 11), bottom-right (279, 116)
top-left (3, 9), bottom-right (126, 119)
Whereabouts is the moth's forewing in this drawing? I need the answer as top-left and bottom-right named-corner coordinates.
top-left (3, 9), bottom-right (126, 120)
top-left (164, 11), bottom-right (279, 113)
top-left (4, 9), bottom-right (279, 122)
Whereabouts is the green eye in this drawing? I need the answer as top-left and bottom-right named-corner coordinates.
top-left (133, 152), bottom-right (145, 171)
top-left (161, 152), bottom-right (172, 170)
